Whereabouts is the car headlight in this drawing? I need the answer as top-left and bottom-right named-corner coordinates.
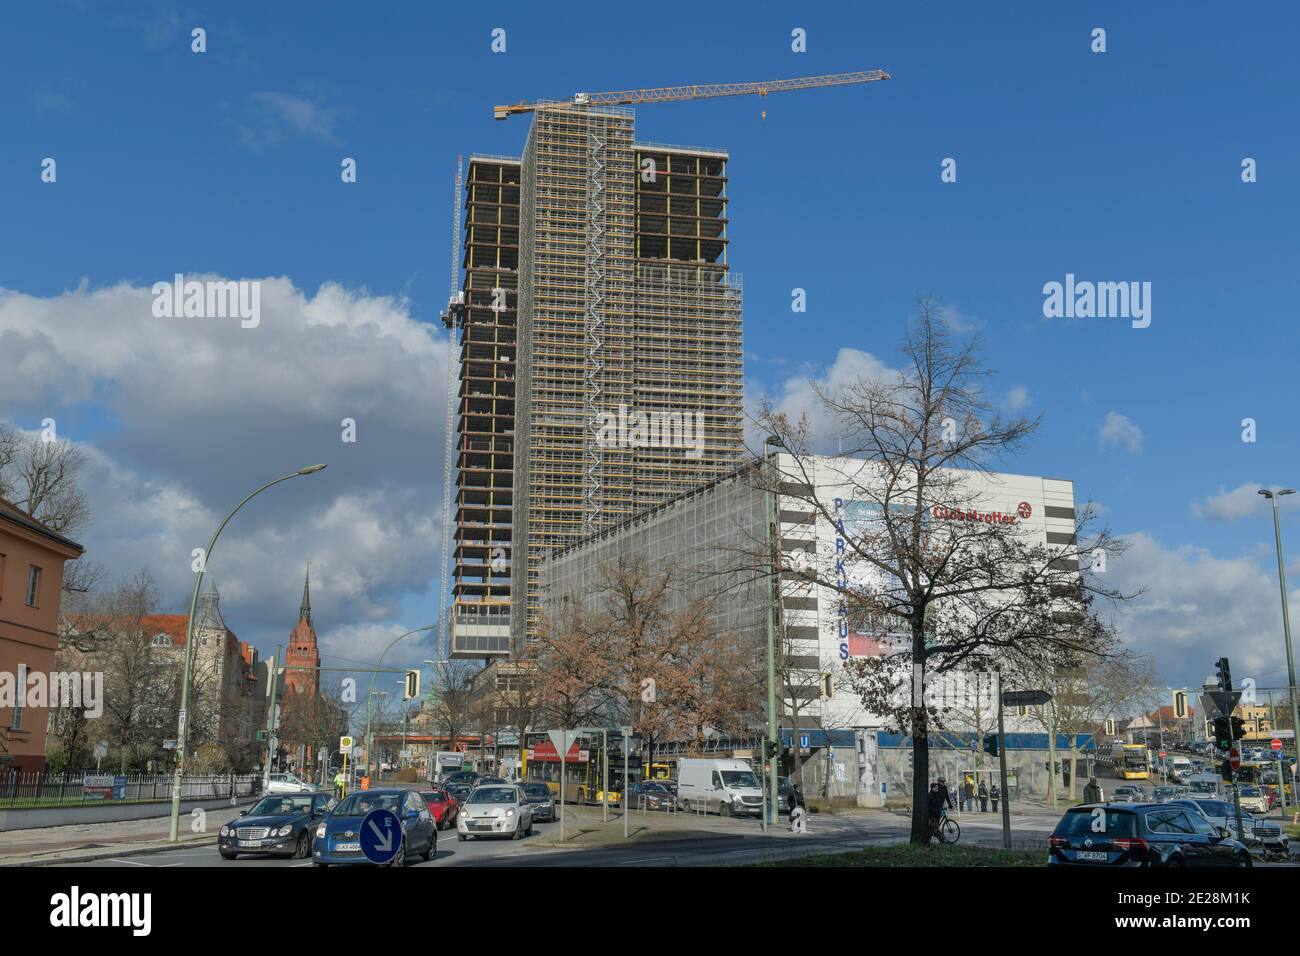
top-left (315, 823), bottom-right (326, 838)
top-left (506, 808), bottom-right (515, 816)
top-left (277, 825), bottom-right (294, 837)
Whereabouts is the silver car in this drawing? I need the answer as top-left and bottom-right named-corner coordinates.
top-left (456, 784), bottom-right (534, 841)
top-left (1170, 798), bottom-right (1288, 860)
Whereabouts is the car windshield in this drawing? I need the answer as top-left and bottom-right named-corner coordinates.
top-left (1240, 787), bottom-right (1262, 797)
top-left (1056, 809), bottom-right (1136, 837)
top-left (421, 791), bottom-right (446, 803)
top-left (642, 783), bottom-right (667, 793)
top-left (721, 771), bottom-right (760, 789)
top-left (521, 784), bottom-right (552, 798)
top-left (468, 787), bottom-right (518, 804)
top-left (333, 792), bottom-right (401, 815)
top-left (249, 795), bottom-right (311, 816)
top-left (1197, 801), bottom-right (1232, 817)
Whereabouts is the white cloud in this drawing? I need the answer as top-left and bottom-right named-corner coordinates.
top-left (744, 347), bottom-right (900, 454)
top-left (1105, 532), bottom-right (1297, 689)
top-left (1004, 385), bottom-right (1031, 411)
top-left (0, 277), bottom-right (452, 664)
top-left (1193, 483), bottom-right (1274, 521)
top-left (1098, 411), bottom-right (1143, 453)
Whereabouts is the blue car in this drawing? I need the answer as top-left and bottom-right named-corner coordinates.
top-left (312, 788), bottom-right (436, 867)
top-left (219, 792), bottom-right (334, 860)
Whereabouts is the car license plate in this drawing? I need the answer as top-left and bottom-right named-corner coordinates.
top-left (239, 839), bottom-right (263, 847)
top-left (1077, 850), bottom-right (1108, 861)
top-left (335, 841), bottom-right (360, 852)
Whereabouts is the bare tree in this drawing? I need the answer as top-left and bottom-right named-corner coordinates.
top-left (753, 296), bottom-right (1135, 844)
top-left (535, 598), bottom-right (612, 729)
top-left (0, 424), bottom-right (91, 536)
top-left (425, 660), bottom-right (479, 753)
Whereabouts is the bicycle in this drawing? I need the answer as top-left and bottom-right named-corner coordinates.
top-left (931, 809), bottom-right (961, 844)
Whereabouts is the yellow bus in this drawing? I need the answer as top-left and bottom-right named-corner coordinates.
top-left (1113, 743), bottom-right (1150, 780)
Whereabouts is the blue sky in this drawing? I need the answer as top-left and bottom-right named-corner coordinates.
top-left (2, 0), bottom-right (1298, 695)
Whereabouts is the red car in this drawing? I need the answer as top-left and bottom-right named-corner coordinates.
top-left (419, 788), bottom-right (461, 830)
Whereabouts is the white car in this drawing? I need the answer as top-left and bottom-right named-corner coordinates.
top-left (456, 784), bottom-right (533, 841)
top-left (1170, 798), bottom-right (1288, 859)
top-left (266, 773), bottom-right (313, 794)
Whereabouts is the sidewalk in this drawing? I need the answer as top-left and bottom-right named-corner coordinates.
top-left (0, 811), bottom-right (222, 867)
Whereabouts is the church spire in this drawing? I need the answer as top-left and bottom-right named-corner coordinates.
top-left (299, 563), bottom-right (312, 626)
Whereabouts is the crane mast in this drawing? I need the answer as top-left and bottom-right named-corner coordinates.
top-left (438, 156), bottom-right (464, 660)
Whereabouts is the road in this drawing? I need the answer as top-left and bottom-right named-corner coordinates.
top-left (57, 810), bottom-right (1010, 868)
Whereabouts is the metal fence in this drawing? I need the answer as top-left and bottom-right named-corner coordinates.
top-left (0, 771), bottom-right (260, 807)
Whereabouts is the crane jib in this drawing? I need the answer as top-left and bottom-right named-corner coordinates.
top-left (493, 70), bottom-right (890, 119)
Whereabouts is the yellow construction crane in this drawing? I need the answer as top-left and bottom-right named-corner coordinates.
top-left (493, 69), bottom-right (890, 120)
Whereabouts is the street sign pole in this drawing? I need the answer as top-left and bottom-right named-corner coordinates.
top-left (623, 727), bottom-right (630, 840)
top-left (996, 671), bottom-right (1011, 849)
top-left (602, 729), bottom-right (609, 824)
top-left (1046, 702), bottom-right (1058, 810)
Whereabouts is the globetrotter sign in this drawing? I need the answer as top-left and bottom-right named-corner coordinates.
top-left (931, 501), bottom-right (1032, 526)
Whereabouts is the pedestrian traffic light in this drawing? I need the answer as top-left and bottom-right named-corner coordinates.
top-left (1215, 657), bottom-right (1233, 691)
top-left (1212, 716), bottom-right (1232, 751)
top-left (982, 733), bottom-right (998, 757)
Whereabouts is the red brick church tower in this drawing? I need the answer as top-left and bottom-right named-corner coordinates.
top-left (284, 565), bottom-right (320, 698)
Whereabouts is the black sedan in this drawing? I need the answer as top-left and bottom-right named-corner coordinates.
top-left (1048, 803), bottom-right (1251, 867)
top-left (219, 792), bottom-right (334, 860)
top-left (518, 781), bottom-right (557, 822)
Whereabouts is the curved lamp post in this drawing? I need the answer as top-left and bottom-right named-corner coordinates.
top-left (167, 464), bottom-right (327, 842)
top-left (1259, 488), bottom-right (1298, 782)
top-left (364, 624), bottom-right (437, 780)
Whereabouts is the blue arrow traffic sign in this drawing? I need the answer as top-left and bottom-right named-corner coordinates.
top-left (360, 808), bottom-right (402, 864)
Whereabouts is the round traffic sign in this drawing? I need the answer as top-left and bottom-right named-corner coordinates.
top-left (1158, 751), bottom-right (1166, 759)
top-left (359, 808), bottom-right (402, 864)
top-left (1229, 748), bottom-right (1241, 771)
top-left (1271, 738), bottom-right (1283, 751)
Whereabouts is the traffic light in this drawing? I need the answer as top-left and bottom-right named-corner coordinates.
top-left (820, 673), bottom-right (833, 700)
top-left (763, 739), bottom-right (780, 760)
top-left (1212, 716), bottom-right (1232, 751)
top-left (403, 669), bottom-right (420, 700)
top-left (1104, 717), bottom-right (1116, 737)
top-left (1172, 690), bottom-right (1188, 719)
top-left (1215, 657), bottom-right (1233, 691)
top-left (255, 729), bottom-right (267, 741)
top-left (1230, 716), bottom-right (1246, 741)
top-left (982, 733), bottom-right (999, 757)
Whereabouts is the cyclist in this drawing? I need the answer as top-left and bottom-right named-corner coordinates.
top-left (928, 777), bottom-right (956, 842)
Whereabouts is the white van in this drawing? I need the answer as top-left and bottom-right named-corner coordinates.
top-left (676, 758), bottom-right (764, 817)
top-left (1169, 756), bottom-right (1192, 782)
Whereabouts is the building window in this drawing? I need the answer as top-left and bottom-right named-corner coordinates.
top-left (25, 566), bottom-right (41, 607)
top-left (9, 673), bottom-right (22, 731)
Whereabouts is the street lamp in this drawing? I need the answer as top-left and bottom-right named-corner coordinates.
top-left (167, 464), bottom-right (328, 842)
top-left (364, 624), bottom-right (437, 780)
top-left (1258, 488), bottom-right (1299, 769)
top-left (763, 435), bottom-right (784, 826)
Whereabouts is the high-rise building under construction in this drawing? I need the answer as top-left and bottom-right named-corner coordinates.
top-left (447, 102), bottom-right (743, 658)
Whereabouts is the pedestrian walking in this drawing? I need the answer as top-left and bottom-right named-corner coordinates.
top-left (962, 776), bottom-right (975, 813)
top-left (1083, 777), bottom-right (1102, 804)
top-left (978, 780), bottom-right (989, 812)
top-left (990, 783), bottom-right (1000, 813)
